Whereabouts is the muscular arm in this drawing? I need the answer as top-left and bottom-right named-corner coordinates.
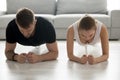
top-left (37, 41), bottom-right (58, 61)
top-left (5, 42), bottom-right (17, 60)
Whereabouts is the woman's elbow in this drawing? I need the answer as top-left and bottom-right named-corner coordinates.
top-left (103, 54), bottom-right (109, 61)
top-left (68, 54), bottom-right (74, 61)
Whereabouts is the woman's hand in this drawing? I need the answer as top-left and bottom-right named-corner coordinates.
top-left (80, 55), bottom-right (88, 64)
top-left (88, 55), bottom-right (96, 64)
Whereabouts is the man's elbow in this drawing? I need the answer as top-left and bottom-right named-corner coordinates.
top-left (53, 51), bottom-right (58, 59)
top-left (5, 51), bottom-right (12, 60)
top-left (49, 50), bottom-right (58, 60)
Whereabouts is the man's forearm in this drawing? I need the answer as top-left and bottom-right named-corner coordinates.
top-left (38, 51), bottom-right (58, 61)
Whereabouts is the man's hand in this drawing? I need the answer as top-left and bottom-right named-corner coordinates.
top-left (27, 52), bottom-right (40, 63)
top-left (16, 53), bottom-right (27, 63)
top-left (80, 55), bottom-right (88, 64)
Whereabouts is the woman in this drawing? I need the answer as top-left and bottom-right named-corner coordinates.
top-left (66, 15), bottom-right (109, 64)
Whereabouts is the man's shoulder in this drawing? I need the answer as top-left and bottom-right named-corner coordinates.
top-left (36, 17), bottom-right (48, 21)
top-left (35, 17), bottom-right (51, 24)
top-left (8, 19), bottom-right (16, 27)
top-left (7, 19), bottom-right (18, 32)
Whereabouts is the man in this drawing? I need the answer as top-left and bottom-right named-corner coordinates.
top-left (5, 8), bottom-right (58, 63)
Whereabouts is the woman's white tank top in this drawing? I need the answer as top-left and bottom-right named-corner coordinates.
top-left (72, 19), bottom-right (103, 57)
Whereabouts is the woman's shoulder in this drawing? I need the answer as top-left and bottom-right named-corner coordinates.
top-left (101, 24), bottom-right (108, 33)
top-left (72, 20), bottom-right (80, 27)
top-left (100, 24), bottom-right (108, 38)
top-left (95, 20), bottom-right (103, 26)
top-left (67, 25), bottom-right (74, 33)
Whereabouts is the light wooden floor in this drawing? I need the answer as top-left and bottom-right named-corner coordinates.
top-left (0, 41), bottom-right (120, 80)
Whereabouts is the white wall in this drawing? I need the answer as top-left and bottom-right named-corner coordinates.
top-left (0, 0), bottom-right (120, 11)
top-left (107, 0), bottom-right (120, 10)
top-left (0, 0), bottom-right (6, 11)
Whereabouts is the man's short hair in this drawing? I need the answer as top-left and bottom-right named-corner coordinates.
top-left (16, 8), bottom-right (35, 29)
